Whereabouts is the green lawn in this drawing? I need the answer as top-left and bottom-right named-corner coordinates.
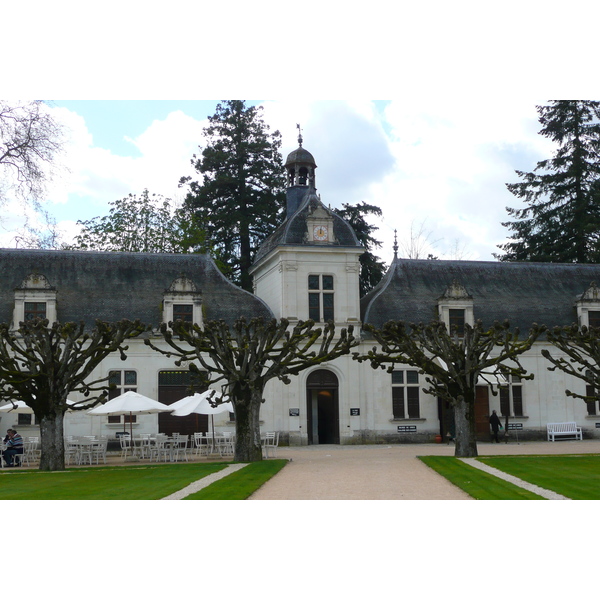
top-left (185, 459), bottom-right (288, 499)
top-left (0, 460), bottom-right (287, 500)
top-left (421, 454), bottom-right (600, 500)
top-left (479, 455), bottom-right (600, 500)
top-left (419, 456), bottom-right (545, 500)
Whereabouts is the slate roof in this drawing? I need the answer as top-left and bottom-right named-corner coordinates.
top-left (361, 257), bottom-right (600, 332)
top-left (0, 248), bottom-right (273, 328)
top-left (253, 187), bottom-right (362, 264)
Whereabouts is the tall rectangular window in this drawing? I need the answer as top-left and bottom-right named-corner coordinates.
top-left (107, 370), bottom-right (138, 424)
top-left (449, 309), bottom-right (465, 336)
top-left (499, 375), bottom-right (523, 417)
top-left (589, 311), bottom-right (600, 329)
top-left (24, 302), bottom-right (46, 320)
top-left (391, 370), bottom-right (420, 419)
top-left (586, 383), bottom-right (600, 415)
top-left (308, 275), bottom-right (334, 322)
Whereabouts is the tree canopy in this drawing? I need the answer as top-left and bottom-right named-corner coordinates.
top-left (498, 101), bottom-right (600, 263)
top-left (180, 100), bottom-right (286, 291)
top-left (145, 317), bottom-right (358, 462)
top-left (69, 189), bottom-right (206, 253)
top-left (357, 320), bottom-right (544, 456)
top-left (0, 318), bottom-right (146, 470)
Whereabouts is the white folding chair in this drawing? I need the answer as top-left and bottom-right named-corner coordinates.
top-left (171, 435), bottom-right (189, 462)
top-left (119, 434), bottom-right (132, 460)
top-left (262, 432), bottom-right (279, 458)
top-left (91, 438), bottom-right (108, 464)
top-left (217, 432), bottom-right (235, 458)
top-left (149, 434), bottom-right (170, 462)
top-left (194, 432), bottom-right (210, 457)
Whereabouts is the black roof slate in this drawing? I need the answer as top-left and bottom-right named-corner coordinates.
top-left (0, 249), bottom-right (273, 328)
top-left (361, 257), bottom-right (600, 331)
top-left (253, 188), bottom-right (362, 264)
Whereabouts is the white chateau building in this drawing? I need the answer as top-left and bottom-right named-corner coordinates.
top-left (2, 139), bottom-right (600, 445)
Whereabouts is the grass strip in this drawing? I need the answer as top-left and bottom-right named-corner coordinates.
top-left (419, 456), bottom-right (545, 500)
top-left (184, 459), bottom-right (288, 500)
top-left (0, 463), bottom-right (228, 500)
top-left (478, 455), bottom-right (600, 500)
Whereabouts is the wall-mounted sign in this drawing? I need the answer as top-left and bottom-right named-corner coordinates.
top-left (397, 425), bottom-right (417, 433)
top-left (289, 408), bottom-right (300, 417)
top-left (596, 422), bottom-right (600, 428)
top-left (350, 408), bottom-right (360, 416)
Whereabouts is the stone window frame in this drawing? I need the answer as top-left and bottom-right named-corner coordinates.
top-left (391, 369), bottom-right (421, 420)
top-left (13, 273), bottom-right (57, 328)
top-left (576, 282), bottom-right (600, 328)
top-left (162, 276), bottom-right (203, 327)
top-left (437, 280), bottom-right (474, 335)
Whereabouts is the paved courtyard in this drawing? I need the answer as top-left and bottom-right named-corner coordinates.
top-left (248, 439), bottom-right (600, 500)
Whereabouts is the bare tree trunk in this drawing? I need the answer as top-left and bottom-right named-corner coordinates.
top-left (453, 395), bottom-right (478, 457)
top-left (39, 412), bottom-right (66, 471)
top-left (233, 388), bottom-right (263, 462)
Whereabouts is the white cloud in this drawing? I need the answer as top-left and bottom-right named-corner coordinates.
top-left (6, 99), bottom-right (561, 262)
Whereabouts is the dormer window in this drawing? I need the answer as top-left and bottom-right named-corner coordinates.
top-left (13, 273), bottom-right (57, 327)
top-left (163, 276), bottom-right (202, 326)
top-left (437, 280), bottom-right (474, 335)
top-left (576, 283), bottom-right (600, 328)
top-left (173, 304), bottom-right (194, 323)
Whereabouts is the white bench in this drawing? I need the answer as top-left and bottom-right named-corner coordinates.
top-left (547, 422), bottom-right (583, 442)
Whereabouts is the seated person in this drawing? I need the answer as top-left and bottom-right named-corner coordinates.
top-left (3, 429), bottom-right (24, 467)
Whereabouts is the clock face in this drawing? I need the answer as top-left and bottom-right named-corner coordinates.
top-left (313, 225), bottom-right (328, 241)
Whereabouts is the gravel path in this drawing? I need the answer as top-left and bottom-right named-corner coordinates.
top-left (248, 440), bottom-right (600, 500)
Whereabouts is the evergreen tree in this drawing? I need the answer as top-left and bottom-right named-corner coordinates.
top-left (498, 101), bottom-right (600, 263)
top-left (333, 201), bottom-right (387, 296)
top-left (180, 101), bottom-right (286, 292)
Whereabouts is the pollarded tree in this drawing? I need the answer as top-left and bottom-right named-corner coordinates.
top-left (498, 101), bottom-right (600, 263)
top-left (357, 320), bottom-right (545, 457)
top-left (542, 324), bottom-right (600, 405)
top-left (145, 317), bottom-right (358, 462)
top-left (180, 101), bottom-right (286, 292)
top-left (0, 318), bottom-right (146, 471)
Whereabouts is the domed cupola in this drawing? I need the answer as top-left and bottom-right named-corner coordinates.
top-left (285, 126), bottom-right (317, 216)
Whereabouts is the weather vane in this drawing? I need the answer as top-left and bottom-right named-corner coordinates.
top-left (296, 123), bottom-right (303, 147)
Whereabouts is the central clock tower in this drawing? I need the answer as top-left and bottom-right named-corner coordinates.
top-left (250, 134), bottom-right (363, 326)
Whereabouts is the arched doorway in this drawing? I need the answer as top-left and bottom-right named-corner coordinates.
top-left (306, 370), bottom-right (339, 444)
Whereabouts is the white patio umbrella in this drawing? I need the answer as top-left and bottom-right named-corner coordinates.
top-left (87, 391), bottom-right (173, 439)
top-left (169, 390), bottom-right (234, 446)
top-left (0, 400), bottom-right (34, 414)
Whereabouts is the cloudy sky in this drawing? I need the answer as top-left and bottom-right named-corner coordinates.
top-left (1, 98), bottom-right (559, 265)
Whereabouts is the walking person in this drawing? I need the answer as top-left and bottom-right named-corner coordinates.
top-left (489, 410), bottom-right (503, 443)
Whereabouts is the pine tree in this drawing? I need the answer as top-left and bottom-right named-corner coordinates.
top-left (333, 202), bottom-right (386, 296)
top-left (498, 101), bottom-right (600, 263)
top-left (180, 101), bottom-right (286, 291)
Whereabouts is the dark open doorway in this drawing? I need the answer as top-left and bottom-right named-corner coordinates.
top-left (306, 370), bottom-right (340, 444)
